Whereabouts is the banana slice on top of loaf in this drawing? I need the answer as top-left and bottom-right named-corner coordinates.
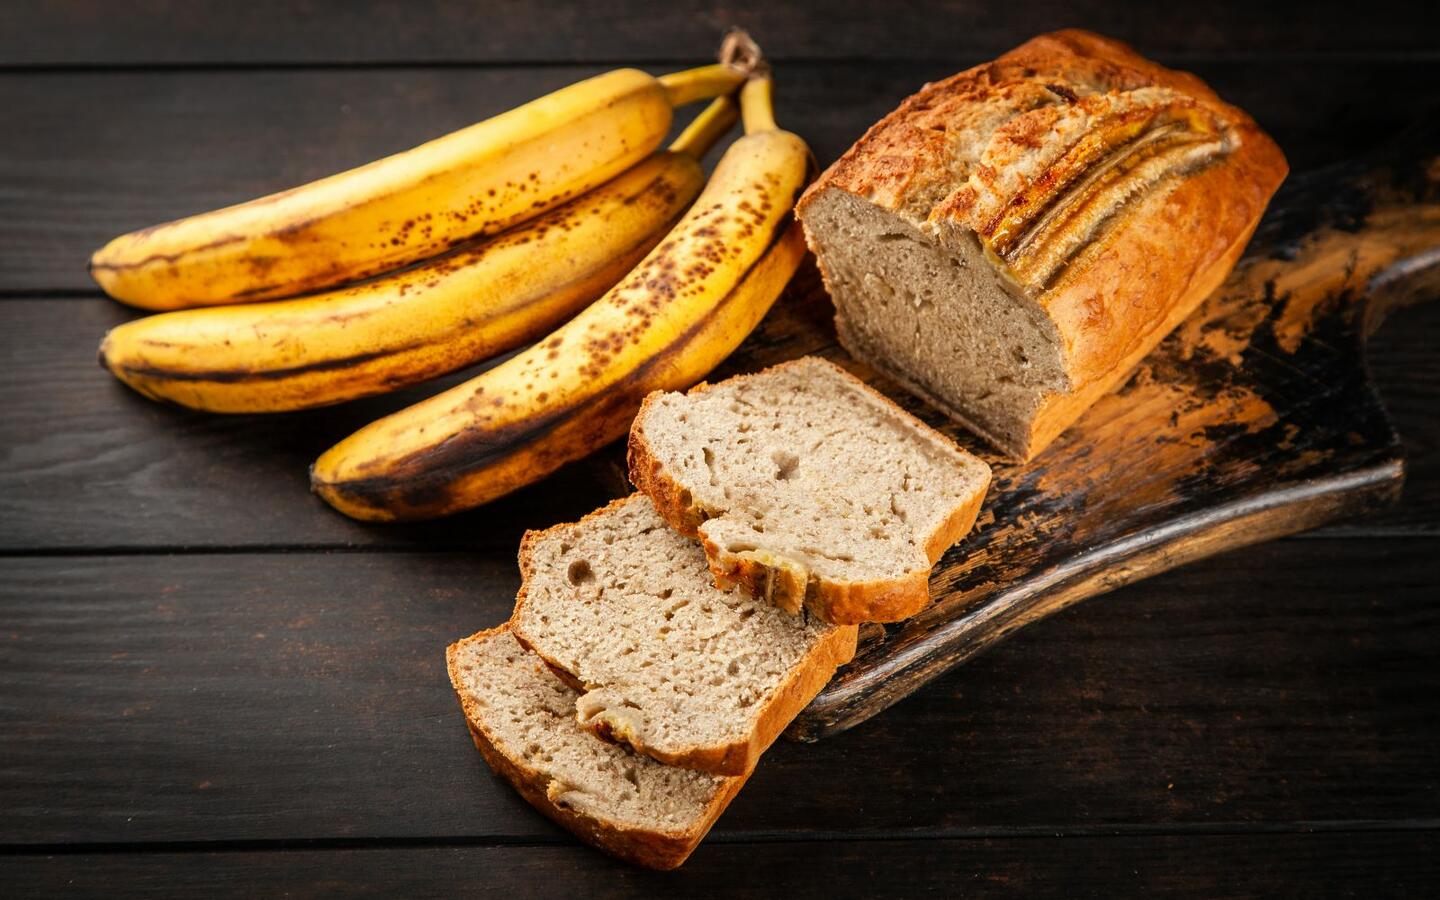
top-left (628, 356), bottom-right (991, 624)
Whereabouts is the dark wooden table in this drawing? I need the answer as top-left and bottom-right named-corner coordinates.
top-left (2, 3), bottom-right (1437, 896)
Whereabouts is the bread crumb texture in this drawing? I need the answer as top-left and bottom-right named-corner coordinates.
top-left (512, 494), bottom-right (851, 765)
top-left (634, 357), bottom-right (990, 618)
top-left (448, 628), bottom-right (730, 833)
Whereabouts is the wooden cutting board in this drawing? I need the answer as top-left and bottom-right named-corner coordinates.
top-left (647, 119), bottom-right (1440, 741)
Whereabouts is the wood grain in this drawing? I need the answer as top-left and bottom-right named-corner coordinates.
top-left (1, 286), bottom-right (1436, 553)
top-left (1, 60), bottom-right (1433, 293)
top-left (1361, 301), bottom-right (1440, 535)
top-left (4, 0), bottom-right (1436, 65)
top-left (3, 831), bottom-right (1437, 897)
top-left (3, 539), bottom-right (1436, 845)
top-left (0, 296), bottom-right (617, 552)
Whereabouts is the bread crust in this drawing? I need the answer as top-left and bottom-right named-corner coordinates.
top-left (796, 29), bottom-right (1287, 460)
top-left (628, 357), bottom-right (990, 624)
top-left (509, 496), bottom-right (859, 776)
top-left (446, 626), bottom-right (747, 870)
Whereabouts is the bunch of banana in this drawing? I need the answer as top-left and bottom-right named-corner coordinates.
top-left (96, 97), bottom-right (740, 413)
top-left (311, 74), bottom-right (814, 521)
top-left (89, 63), bottom-right (746, 309)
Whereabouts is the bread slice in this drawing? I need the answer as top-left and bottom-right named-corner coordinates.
top-left (446, 626), bottom-right (745, 870)
top-left (510, 493), bottom-right (859, 776)
top-left (795, 30), bottom-right (1286, 460)
top-left (628, 356), bottom-right (991, 624)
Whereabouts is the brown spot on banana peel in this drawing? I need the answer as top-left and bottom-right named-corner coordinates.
top-left (218, 168), bottom-right (677, 304)
top-left (313, 212), bottom-right (804, 521)
top-left (104, 169), bottom-right (697, 402)
top-left (95, 188), bottom-right (583, 306)
top-left (97, 173), bottom-right (581, 278)
top-left (107, 342), bottom-right (430, 386)
top-left (92, 72), bottom-right (670, 309)
top-left (90, 230), bottom-right (252, 274)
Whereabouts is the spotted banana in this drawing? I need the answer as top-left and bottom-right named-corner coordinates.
top-left (90, 63), bottom-right (745, 310)
top-left (96, 97), bottom-right (739, 413)
top-left (311, 75), bottom-right (812, 521)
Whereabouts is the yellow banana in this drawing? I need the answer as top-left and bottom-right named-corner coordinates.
top-left (89, 63), bottom-right (745, 311)
top-left (312, 75), bottom-right (813, 521)
top-left (95, 97), bottom-right (740, 414)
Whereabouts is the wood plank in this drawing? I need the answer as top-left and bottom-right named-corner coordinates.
top-left (3, 0), bottom-right (1436, 65)
top-left (1, 289), bottom-right (1434, 553)
top-left (1348, 301), bottom-right (1440, 535)
top-left (0, 296), bottom-right (623, 552)
top-left (2, 60), bottom-right (1435, 293)
top-left (2, 831), bottom-right (1436, 897)
top-left (3, 539), bottom-right (1436, 845)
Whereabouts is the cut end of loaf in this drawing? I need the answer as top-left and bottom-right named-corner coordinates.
top-left (794, 32), bottom-right (1287, 461)
top-left (799, 189), bottom-right (1069, 460)
top-left (630, 356), bottom-right (992, 623)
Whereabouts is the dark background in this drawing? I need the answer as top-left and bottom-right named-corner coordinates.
top-left (1, 1), bottom-right (1437, 895)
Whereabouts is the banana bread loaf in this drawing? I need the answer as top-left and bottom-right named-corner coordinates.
top-left (796, 29), bottom-right (1286, 460)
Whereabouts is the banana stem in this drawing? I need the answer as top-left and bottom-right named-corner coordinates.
top-left (740, 76), bottom-right (778, 134)
top-left (658, 63), bottom-right (747, 107)
top-left (668, 96), bottom-right (740, 158)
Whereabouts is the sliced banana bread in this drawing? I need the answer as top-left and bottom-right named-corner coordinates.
top-left (628, 356), bottom-right (991, 624)
top-left (510, 493), bottom-right (859, 776)
top-left (446, 626), bottom-right (745, 870)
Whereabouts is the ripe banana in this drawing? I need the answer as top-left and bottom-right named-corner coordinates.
top-left (89, 63), bottom-right (746, 311)
top-left (312, 75), bottom-right (813, 521)
top-left (95, 97), bottom-right (740, 414)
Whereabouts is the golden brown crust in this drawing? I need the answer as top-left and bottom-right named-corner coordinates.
top-left (510, 497), bottom-right (859, 776)
top-left (627, 407), bottom-right (710, 540)
top-left (445, 626), bottom-right (747, 870)
top-left (627, 358), bottom-right (990, 624)
top-left (697, 527), bottom-right (931, 624)
top-left (1023, 205), bottom-right (1266, 456)
top-left (797, 29), bottom-right (1287, 461)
